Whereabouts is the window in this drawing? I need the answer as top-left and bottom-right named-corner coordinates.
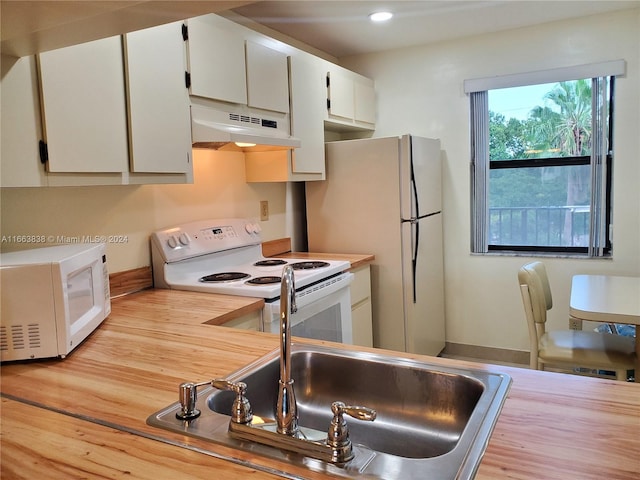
top-left (466, 61), bottom-right (625, 256)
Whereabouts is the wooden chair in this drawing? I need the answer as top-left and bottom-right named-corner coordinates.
top-left (518, 261), bottom-right (635, 381)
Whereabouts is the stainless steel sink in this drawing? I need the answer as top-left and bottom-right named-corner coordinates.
top-left (148, 343), bottom-right (511, 479)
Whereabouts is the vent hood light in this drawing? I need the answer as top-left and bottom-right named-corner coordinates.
top-left (190, 100), bottom-right (301, 151)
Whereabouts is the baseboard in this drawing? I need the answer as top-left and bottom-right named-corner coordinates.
top-left (442, 342), bottom-right (529, 366)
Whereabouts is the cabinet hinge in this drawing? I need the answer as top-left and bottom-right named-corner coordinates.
top-left (327, 99), bottom-right (331, 110)
top-left (38, 140), bottom-right (48, 164)
top-left (185, 71), bottom-right (191, 89)
top-left (326, 75), bottom-right (330, 87)
top-left (181, 24), bottom-right (188, 41)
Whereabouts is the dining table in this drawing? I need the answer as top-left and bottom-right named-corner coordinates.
top-left (569, 274), bottom-right (640, 381)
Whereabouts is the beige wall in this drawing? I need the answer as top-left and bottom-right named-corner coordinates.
top-left (342, 9), bottom-right (640, 352)
top-left (0, 149), bottom-right (288, 273)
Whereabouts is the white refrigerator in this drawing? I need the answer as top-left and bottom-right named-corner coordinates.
top-left (306, 135), bottom-right (445, 355)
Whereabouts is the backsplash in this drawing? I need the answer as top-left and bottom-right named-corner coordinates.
top-left (0, 149), bottom-right (288, 273)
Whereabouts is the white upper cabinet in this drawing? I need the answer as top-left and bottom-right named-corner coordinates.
top-left (244, 54), bottom-right (325, 182)
top-left (4, 12), bottom-right (376, 186)
top-left (124, 21), bottom-right (192, 175)
top-left (354, 81), bottom-right (376, 124)
top-left (186, 14), bottom-right (247, 104)
top-left (186, 15), bottom-right (290, 114)
top-left (38, 36), bottom-right (129, 173)
top-left (1, 55), bottom-right (47, 187)
top-left (245, 41), bottom-right (289, 113)
top-left (325, 64), bottom-right (376, 130)
top-left (327, 70), bottom-right (355, 121)
top-left (288, 55), bottom-right (325, 175)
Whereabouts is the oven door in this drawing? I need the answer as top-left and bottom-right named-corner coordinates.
top-left (263, 272), bottom-right (353, 344)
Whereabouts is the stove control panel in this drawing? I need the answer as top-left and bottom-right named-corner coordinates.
top-left (151, 218), bottom-right (263, 263)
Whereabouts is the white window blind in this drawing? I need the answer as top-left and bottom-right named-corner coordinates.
top-left (589, 76), bottom-right (610, 257)
top-left (470, 91), bottom-right (489, 253)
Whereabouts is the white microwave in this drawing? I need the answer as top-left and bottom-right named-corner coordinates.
top-left (0, 243), bottom-right (111, 361)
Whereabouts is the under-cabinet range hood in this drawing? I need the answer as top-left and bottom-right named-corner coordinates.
top-left (190, 98), bottom-right (301, 152)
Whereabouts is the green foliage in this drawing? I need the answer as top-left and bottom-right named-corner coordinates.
top-left (490, 80), bottom-right (592, 161)
top-left (489, 80), bottom-right (593, 208)
top-left (489, 112), bottom-right (527, 161)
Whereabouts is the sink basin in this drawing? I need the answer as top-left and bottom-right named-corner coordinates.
top-left (148, 344), bottom-right (511, 479)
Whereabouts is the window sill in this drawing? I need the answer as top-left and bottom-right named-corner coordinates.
top-left (471, 251), bottom-right (613, 260)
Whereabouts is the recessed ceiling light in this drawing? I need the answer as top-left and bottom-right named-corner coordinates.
top-left (369, 11), bottom-right (393, 22)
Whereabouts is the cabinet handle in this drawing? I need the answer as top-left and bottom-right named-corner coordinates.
top-left (38, 140), bottom-right (48, 164)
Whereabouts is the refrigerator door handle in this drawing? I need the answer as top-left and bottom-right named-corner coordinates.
top-left (401, 216), bottom-right (419, 304)
top-left (417, 211), bottom-right (441, 220)
top-left (413, 221), bottom-right (419, 304)
top-left (402, 211), bottom-right (441, 304)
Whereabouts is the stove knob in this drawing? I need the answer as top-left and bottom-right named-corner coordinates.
top-left (252, 223), bottom-right (262, 233)
top-left (167, 236), bottom-right (178, 249)
top-left (178, 233), bottom-right (190, 246)
top-left (245, 223), bottom-right (255, 234)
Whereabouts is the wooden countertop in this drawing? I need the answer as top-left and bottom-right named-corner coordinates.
top-left (2, 289), bottom-right (639, 479)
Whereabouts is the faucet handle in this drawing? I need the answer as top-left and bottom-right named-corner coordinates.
top-left (211, 379), bottom-right (246, 395)
top-left (212, 379), bottom-right (253, 424)
top-left (327, 401), bottom-right (377, 461)
top-left (333, 402), bottom-right (377, 422)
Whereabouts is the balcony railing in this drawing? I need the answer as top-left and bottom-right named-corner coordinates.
top-left (489, 206), bottom-right (590, 247)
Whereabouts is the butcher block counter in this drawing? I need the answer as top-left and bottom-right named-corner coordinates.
top-left (2, 289), bottom-right (639, 479)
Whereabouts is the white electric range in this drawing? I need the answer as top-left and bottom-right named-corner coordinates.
top-left (151, 218), bottom-right (353, 343)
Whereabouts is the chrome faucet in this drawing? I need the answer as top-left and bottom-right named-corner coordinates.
top-left (181, 264), bottom-right (377, 464)
top-left (276, 264), bottom-right (298, 436)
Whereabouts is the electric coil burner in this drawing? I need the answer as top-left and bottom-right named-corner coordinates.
top-left (291, 261), bottom-right (330, 270)
top-left (150, 218), bottom-right (354, 343)
top-left (199, 272), bottom-right (250, 283)
top-left (246, 276), bottom-right (281, 285)
top-left (254, 259), bottom-right (287, 267)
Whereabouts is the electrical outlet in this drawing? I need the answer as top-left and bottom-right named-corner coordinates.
top-left (569, 318), bottom-right (582, 330)
top-left (260, 200), bottom-right (269, 221)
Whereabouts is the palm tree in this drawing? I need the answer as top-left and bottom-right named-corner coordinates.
top-left (544, 80), bottom-right (592, 157)
top-left (527, 80), bottom-right (592, 245)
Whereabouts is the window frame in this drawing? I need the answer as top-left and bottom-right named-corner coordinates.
top-left (466, 63), bottom-right (622, 257)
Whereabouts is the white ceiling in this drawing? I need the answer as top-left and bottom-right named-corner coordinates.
top-left (1, 1), bottom-right (637, 59)
top-left (229, 1), bottom-right (639, 58)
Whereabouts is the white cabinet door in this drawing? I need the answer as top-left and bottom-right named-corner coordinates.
top-left (350, 265), bottom-right (374, 348)
top-left (1, 55), bottom-right (47, 187)
top-left (325, 64), bottom-right (376, 131)
top-left (289, 55), bottom-right (324, 174)
top-left (245, 53), bottom-right (326, 182)
top-left (186, 14), bottom-right (247, 104)
top-left (326, 70), bottom-right (355, 121)
top-left (125, 22), bottom-right (192, 174)
top-left (38, 36), bottom-right (129, 173)
top-left (245, 41), bottom-right (289, 113)
top-left (355, 81), bottom-right (376, 124)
